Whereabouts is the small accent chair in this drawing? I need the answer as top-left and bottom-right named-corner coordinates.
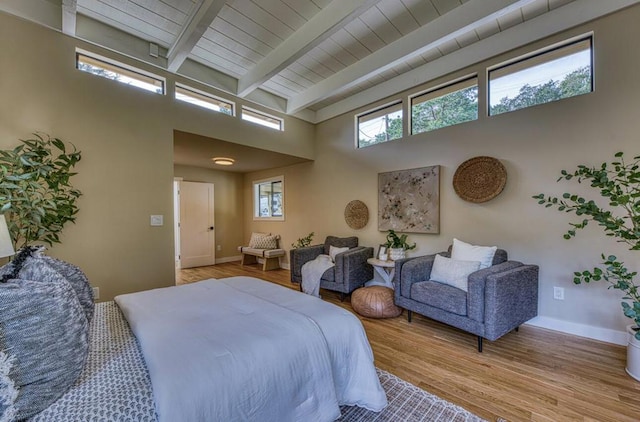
top-left (393, 247), bottom-right (538, 352)
top-left (290, 236), bottom-right (374, 300)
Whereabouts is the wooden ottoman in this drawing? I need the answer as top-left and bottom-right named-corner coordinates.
top-left (351, 286), bottom-right (402, 318)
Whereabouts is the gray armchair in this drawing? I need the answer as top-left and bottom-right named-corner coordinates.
top-left (290, 236), bottom-right (374, 300)
top-left (394, 248), bottom-right (538, 352)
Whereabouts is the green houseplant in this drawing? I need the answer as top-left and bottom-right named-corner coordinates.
top-left (384, 229), bottom-right (416, 260)
top-left (0, 133), bottom-right (82, 249)
top-left (533, 151), bottom-right (640, 341)
top-left (291, 232), bottom-right (314, 249)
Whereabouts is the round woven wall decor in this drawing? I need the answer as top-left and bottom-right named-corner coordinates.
top-left (344, 200), bottom-right (369, 229)
top-left (453, 156), bottom-right (507, 203)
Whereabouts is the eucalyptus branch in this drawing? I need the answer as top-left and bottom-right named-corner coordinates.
top-left (534, 151), bottom-right (640, 339)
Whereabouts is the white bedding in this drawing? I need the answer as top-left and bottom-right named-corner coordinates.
top-left (115, 276), bottom-right (386, 422)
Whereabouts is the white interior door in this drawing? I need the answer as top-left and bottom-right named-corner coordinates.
top-left (179, 181), bottom-right (215, 269)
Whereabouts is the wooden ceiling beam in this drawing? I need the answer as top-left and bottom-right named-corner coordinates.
top-left (236, 0), bottom-right (380, 98)
top-left (167, 0), bottom-right (226, 72)
top-left (286, 0), bottom-right (538, 114)
top-left (62, 0), bottom-right (77, 36)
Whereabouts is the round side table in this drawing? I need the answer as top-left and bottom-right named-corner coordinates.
top-left (365, 257), bottom-right (395, 288)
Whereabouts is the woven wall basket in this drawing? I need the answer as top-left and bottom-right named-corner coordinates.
top-left (453, 156), bottom-right (507, 203)
top-left (344, 200), bottom-right (369, 229)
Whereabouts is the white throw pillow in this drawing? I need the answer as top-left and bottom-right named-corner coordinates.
top-left (430, 254), bottom-right (481, 292)
top-left (329, 246), bottom-right (349, 262)
top-left (451, 238), bottom-right (497, 270)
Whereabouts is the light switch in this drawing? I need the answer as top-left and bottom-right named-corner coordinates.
top-left (150, 215), bottom-right (163, 226)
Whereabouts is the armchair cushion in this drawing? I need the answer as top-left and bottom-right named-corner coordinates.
top-left (411, 280), bottom-right (467, 316)
top-left (430, 254), bottom-right (481, 292)
top-left (451, 238), bottom-right (497, 269)
top-left (323, 236), bottom-right (358, 255)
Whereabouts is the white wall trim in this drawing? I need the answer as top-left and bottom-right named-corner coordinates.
top-left (215, 255), bottom-right (242, 264)
top-left (525, 316), bottom-right (627, 346)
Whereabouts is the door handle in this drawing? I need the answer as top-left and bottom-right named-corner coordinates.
top-left (208, 226), bottom-right (214, 231)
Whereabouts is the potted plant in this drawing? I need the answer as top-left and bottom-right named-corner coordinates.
top-left (533, 151), bottom-right (640, 380)
top-left (291, 232), bottom-right (314, 249)
top-left (384, 229), bottom-right (416, 260)
top-left (0, 133), bottom-right (82, 249)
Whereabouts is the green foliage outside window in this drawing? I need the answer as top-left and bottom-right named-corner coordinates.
top-left (490, 66), bottom-right (591, 115)
top-left (411, 86), bottom-right (478, 135)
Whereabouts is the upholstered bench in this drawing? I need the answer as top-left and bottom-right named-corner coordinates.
top-left (237, 246), bottom-right (285, 271)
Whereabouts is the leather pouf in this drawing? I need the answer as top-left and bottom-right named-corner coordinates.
top-left (351, 286), bottom-right (402, 318)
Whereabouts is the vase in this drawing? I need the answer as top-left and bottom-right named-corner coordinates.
top-left (627, 325), bottom-right (640, 381)
top-left (389, 248), bottom-right (405, 261)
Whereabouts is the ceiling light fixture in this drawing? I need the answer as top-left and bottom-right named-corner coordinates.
top-left (212, 157), bottom-right (235, 166)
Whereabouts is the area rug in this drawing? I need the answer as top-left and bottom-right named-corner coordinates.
top-left (339, 369), bottom-right (485, 422)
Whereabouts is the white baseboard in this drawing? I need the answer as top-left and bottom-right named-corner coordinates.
top-left (215, 255), bottom-right (242, 264)
top-left (525, 316), bottom-right (627, 346)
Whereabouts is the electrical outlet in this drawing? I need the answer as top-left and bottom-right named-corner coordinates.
top-left (216, 245), bottom-right (221, 251)
top-left (553, 286), bottom-right (564, 300)
top-left (92, 287), bottom-right (100, 300)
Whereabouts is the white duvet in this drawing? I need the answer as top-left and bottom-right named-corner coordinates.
top-left (115, 276), bottom-right (386, 422)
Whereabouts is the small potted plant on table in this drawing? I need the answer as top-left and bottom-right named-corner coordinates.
top-left (384, 229), bottom-right (416, 260)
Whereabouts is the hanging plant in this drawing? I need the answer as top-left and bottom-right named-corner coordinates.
top-left (0, 133), bottom-right (82, 249)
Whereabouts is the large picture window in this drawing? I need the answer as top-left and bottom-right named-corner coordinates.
top-left (410, 76), bottom-right (478, 135)
top-left (253, 176), bottom-right (284, 220)
top-left (357, 102), bottom-right (403, 148)
top-left (489, 36), bottom-right (593, 115)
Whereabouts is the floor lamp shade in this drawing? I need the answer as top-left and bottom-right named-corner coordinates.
top-left (0, 214), bottom-right (15, 258)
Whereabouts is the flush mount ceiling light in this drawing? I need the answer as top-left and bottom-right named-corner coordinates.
top-left (212, 157), bottom-right (235, 166)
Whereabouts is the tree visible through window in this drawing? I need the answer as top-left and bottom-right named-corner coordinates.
top-left (411, 77), bottom-right (478, 135)
top-left (357, 102), bottom-right (403, 148)
top-left (489, 37), bottom-right (593, 115)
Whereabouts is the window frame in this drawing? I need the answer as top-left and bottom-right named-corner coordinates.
top-left (75, 49), bottom-right (165, 95)
top-left (355, 101), bottom-right (403, 148)
top-left (409, 74), bottom-right (478, 136)
top-left (253, 176), bottom-right (285, 221)
top-left (175, 83), bottom-right (235, 116)
top-left (242, 107), bottom-right (284, 131)
top-left (487, 34), bottom-right (594, 116)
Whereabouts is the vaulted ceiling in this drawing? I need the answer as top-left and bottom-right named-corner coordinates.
top-left (3, 0), bottom-right (638, 123)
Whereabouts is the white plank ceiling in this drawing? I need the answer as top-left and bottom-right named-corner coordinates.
top-left (4, 0), bottom-right (639, 122)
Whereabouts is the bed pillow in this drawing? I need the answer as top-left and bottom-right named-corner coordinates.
top-left (18, 248), bottom-right (94, 322)
top-left (329, 246), bottom-right (349, 262)
top-left (451, 238), bottom-right (497, 270)
top-left (430, 254), bottom-right (481, 292)
top-left (0, 269), bottom-right (89, 420)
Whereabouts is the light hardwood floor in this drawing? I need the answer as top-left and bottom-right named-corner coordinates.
top-left (178, 262), bottom-right (640, 422)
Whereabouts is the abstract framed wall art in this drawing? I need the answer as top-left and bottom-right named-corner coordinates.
top-left (378, 165), bottom-right (440, 233)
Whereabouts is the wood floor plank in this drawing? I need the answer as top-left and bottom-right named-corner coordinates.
top-left (177, 262), bottom-right (640, 421)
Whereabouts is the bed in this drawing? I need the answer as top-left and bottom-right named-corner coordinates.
top-left (29, 276), bottom-right (387, 421)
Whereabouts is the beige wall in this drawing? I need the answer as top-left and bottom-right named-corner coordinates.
top-left (244, 5), bottom-right (640, 342)
top-left (0, 11), bottom-right (315, 301)
top-left (174, 164), bottom-right (244, 261)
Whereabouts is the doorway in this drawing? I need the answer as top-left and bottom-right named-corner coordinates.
top-left (174, 180), bottom-right (215, 269)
